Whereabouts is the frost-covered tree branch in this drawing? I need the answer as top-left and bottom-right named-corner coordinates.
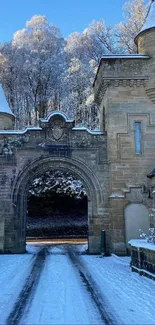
top-left (117, 0), bottom-right (148, 53)
top-left (0, 0), bottom-right (149, 128)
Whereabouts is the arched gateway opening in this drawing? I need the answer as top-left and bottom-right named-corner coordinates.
top-left (27, 170), bottom-right (88, 239)
top-left (13, 156), bottom-right (102, 253)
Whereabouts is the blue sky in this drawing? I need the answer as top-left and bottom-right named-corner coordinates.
top-left (0, 0), bottom-right (133, 42)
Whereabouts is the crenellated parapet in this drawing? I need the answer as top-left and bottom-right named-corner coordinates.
top-left (93, 55), bottom-right (150, 105)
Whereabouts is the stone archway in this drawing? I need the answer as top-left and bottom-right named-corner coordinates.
top-left (12, 156), bottom-right (103, 254)
top-left (0, 111), bottom-right (108, 254)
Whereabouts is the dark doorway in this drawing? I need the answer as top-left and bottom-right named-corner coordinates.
top-left (26, 170), bottom-right (88, 239)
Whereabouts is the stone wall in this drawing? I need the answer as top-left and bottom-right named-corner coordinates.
top-left (129, 240), bottom-right (155, 280)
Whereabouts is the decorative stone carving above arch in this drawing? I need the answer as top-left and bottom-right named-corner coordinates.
top-left (39, 111), bottom-right (75, 145)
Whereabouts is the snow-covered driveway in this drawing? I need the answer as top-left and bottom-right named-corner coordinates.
top-left (20, 245), bottom-right (104, 325)
top-left (0, 243), bottom-right (155, 325)
top-left (1, 244), bottom-right (105, 325)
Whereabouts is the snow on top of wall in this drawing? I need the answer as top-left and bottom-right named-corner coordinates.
top-left (101, 55), bottom-right (150, 59)
top-left (138, 0), bottom-right (155, 36)
top-left (0, 85), bottom-right (15, 116)
top-left (109, 193), bottom-right (124, 198)
top-left (0, 126), bottom-right (42, 135)
top-left (40, 111), bottom-right (74, 123)
top-left (72, 126), bottom-right (104, 134)
top-left (128, 239), bottom-right (155, 251)
top-left (0, 124), bottom-right (104, 135)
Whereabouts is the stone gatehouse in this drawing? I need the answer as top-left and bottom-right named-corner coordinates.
top-left (0, 110), bottom-right (109, 254)
top-left (1, 2), bottom-right (155, 255)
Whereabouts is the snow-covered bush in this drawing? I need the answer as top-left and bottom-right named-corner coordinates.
top-left (28, 170), bottom-right (87, 198)
top-left (139, 228), bottom-right (155, 244)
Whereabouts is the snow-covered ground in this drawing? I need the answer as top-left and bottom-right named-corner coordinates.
top-left (0, 243), bottom-right (154, 325)
top-left (0, 253), bottom-right (34, 324)
top-left (76, 245), bottom-right (155, 325)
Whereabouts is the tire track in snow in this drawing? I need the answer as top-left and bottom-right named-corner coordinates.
top-left (67, 245), bottom-right (120, 325)
top-left (5, 247), bottom-right (47, 325)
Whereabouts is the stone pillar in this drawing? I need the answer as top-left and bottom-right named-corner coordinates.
top-left (88, 204), bottom-right (111, 254)
top-left (0, 163), bottom-right (25, 253)
top-left (0, 167), bottom-right (12, 253)
top-left (109, 198), bottom-right (127, 255)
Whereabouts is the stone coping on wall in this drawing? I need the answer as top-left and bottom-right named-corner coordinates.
top-left (0, 126), bottom-right (104, 136)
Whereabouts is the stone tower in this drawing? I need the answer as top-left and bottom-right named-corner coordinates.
top-left (93, 0), bottom-right (155, 254)
top-left (135, 0), bottom-right (155, 103)
top-left (0, 84), bottom-right (15, 129)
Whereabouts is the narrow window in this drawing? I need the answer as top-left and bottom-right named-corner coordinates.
top-left (135, 122), bottom-right (142, 154)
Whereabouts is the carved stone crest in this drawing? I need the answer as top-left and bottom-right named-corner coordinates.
top-left (39, 112), bottom-right (74, 144)
top-left (52, 120), bottom-right (64, 140)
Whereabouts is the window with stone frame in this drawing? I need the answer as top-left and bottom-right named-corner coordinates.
top-left (135, 121), bottom-right (142, 154)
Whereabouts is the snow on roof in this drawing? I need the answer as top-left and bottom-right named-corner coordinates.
top-left (0, 84), bottom-right (15, 117)
top-left (40, 111), bottom-right (74, 123)
top-left (101, 55), bottom-right (150, 60)
top-left (136, 0), bottom-right (155, 40)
